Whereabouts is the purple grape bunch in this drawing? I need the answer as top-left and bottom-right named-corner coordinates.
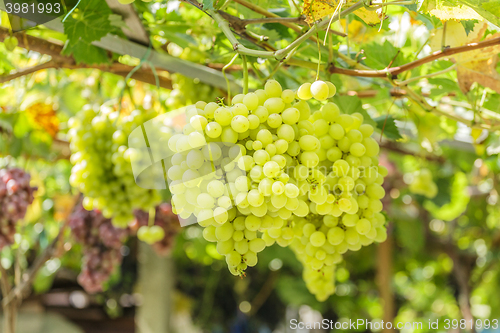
top-left (69, 205), bottom-right (128, 293)
top-left (0, 168), bottom-right (37, 249)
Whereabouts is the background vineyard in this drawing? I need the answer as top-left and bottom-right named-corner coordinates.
top-left (0, 0), bottom-right (500, 333)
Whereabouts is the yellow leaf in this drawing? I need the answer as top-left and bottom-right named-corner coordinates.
top-left (25, 103), bottom-right (59, 137)
top-left (303, 0), bottom-right (338, 24)
top-left (429, 21), bottom-right (500, 94)
top-left (427, 2), bottom-right (482, 20)
top-left (353, 7), bottom-right (383, 26)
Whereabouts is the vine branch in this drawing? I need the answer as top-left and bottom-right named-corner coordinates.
top-left (328, 36), bottom-right (500, 78)
top-left (0, 28), bottom-right (172, 89)
top-left (209, 0), bottom-right (364, 60)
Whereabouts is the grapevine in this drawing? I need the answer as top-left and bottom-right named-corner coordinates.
top-left (166, 79), bottom-right (387, 300)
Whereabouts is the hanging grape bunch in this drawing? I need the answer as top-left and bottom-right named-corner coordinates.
top-left (0, 168), bottom-right (37, 249)
top-left (166, 79), bottom-right (388, 301)
top-left (132, 203), bottom-right (181, 256)
top-left (69, 204), bottom-right (129, 293)
top-left (68, 106), bottom-right (162, 227)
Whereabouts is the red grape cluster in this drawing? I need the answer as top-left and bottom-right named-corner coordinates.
top-left (0, 168), bottom-right (37, 249)
top-left (69, 205), bottom-right (127, 293)
top-left (131, 203), bottom-right (180, 256)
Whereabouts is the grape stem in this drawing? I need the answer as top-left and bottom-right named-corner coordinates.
top-left (393, 64), bottom-right (456, 86)
top-left (405, 87), bottom-right (500, 131)
top-left (241, 54), bottom-right (249, 94)
top-left (223, 54), bottom-right (240, 103)
top-left (208, 0), bottom-right (364, 60)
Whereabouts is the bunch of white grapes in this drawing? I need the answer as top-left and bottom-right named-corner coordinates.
top-left (68, 106), bottom-right (162, 227)
top-left (167, 79), bottom-right (388, 300)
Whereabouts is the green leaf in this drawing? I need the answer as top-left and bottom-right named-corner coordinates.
top-left (332, 95), bottom-right (375, 126)
top-left (203, 0), bottom-right (214, 10)
top-left (373, 115), bottom-right (402, 140)
top-left (109, 14), bottom-right (128, 30)
top-left (62, 40), bottom-right (110, 65)
top-left (363, 40), bottom-right (401, 70)
top-left (63, 0), bottom-right (114, 47)
top-left (461, 19), bottom-right (478, 35)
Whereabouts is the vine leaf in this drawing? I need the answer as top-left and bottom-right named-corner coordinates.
top-left (63, 0), bottom-right (114, 47)
top-left (353, 7), bottom-right (383, 26)
top-left (303, 0), bottom-right (338, 24)
top-left (460, 19), bottom-right (478, 35)
top-left (62, 40), bottom-right (110, 65)
top-left (457, 0), bottom-right (500, 27)
top-left (203, 0), bottom-right (214, 10)
top-left (419, 0), bottom-right (482, 20)
top-left (332, 95), bottom-right (376, 126)
top-left (303, 0), bottom-right (383, 26)
top-left (374, 115), bottom-right (402, 140)
top-left (430, 21), bottom-right (500, 94)
top-left (61, 0), bottom-right (120, 65)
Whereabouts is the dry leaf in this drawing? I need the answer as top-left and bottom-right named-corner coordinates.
top-left (26, 102), bottom-right (59, 137)
top-left (303, 0), bottom-right (338, 24)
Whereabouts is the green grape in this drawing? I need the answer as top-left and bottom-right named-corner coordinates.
top-left (355, 218), bottom-right (372, 235)
top-left (281, 89), bottom-right (296, 103)
top-left (267, 113), bottom-right (283, 128)
top-left (243, 93), bottom-right (259, 110)
top-left (297, 83), bottom-right (312, 100)
top-left (231, 115), bottom-right (250, 133)
top-left (214, 107), bottom-right (233, 126)
top-left (327, 227), bottom-right (345, 245)
top-left (205, 122), bottom-right (222, 138)
top-left (310, 81), bottom-right (329, 101)
top-left (247, 189), bottom-right (264, 207)
top-left (310, 231), bottom-right (326, 247)
top-left (264, 97), bottom-right (286, 114)
top-left (276, 124), bottom-right (295, 143)
top-left (326, 81), bottom-right (337, 98)
top-left (263, 161), bottom-right (280, 178)
top-left (264, 80), bottom-right (283, 98)
top-left (233, 103), bottom-right (249, 116)
top-left (299, 135), bottom-right (320, 151)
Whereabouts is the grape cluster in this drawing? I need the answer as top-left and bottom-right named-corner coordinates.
top-left (408, 168), bottom-right (438, 198)
top-left (132, 203), bottom-right (181, 256)
top-left (166, 79), bottom-right (388, 300)
top-left (69, 204), bottom-right (128, 293)
top-left (68, 106), bottom-right (162, 227)
top-left (0, 168), bottom-right (37, 249)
